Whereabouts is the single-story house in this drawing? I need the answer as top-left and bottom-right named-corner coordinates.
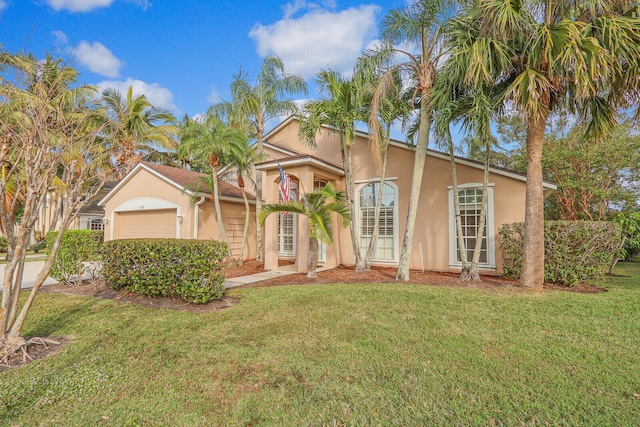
top-left (100, 116), bottom-right (556, 274)
top-left (98, 162), bottom-right (256, 260)
top-left (256, 116), bottom-right (556, 274)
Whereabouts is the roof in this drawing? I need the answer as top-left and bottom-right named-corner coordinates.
top-left (98, 162), bottom-right (254, 207)
top-left (79, 181), bottom-right (119, 215)
top-left (265, 115), bottom-right (557, 191)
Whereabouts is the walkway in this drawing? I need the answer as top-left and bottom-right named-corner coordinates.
top-left (2, 258), bottom-right (325, 290)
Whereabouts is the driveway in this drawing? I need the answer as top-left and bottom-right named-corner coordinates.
top-left (0, 258), bottom-right (58, 290)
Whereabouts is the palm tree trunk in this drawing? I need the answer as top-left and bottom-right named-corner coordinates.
top-left (364, 147), bottom-right (389, 271)
top-left (521, 112), bottom-right (547, 289)
top-left (343, 138), bottom-right (366, 272)
top-left (465, 144), bottom-right (491, 282)
top-left (448, 134), bottom-right (470, 279)
top-left (238, 189), bottom-right (250, 265)
top-left (211, 167), bottom-right (232, 259)
top-left (307, 237), bottom-right (319, 278)
top-left (255, 127), bottom-right (264, 262)
top-left (396, 103), bottom-right (431, 281)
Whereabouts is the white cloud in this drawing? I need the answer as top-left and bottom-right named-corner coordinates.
top-left (72, 41), bottom-right (124, 78)
top-left (207, 87), bottom-right (220, 104)
top-left (46, 0), bottom-right (115, 12)
top-left (52, 30), bottom-right (68, 45)
top-left (249, 3), bottom-right (380, 79)
top-left (96, 78), bottom-right (178, 113)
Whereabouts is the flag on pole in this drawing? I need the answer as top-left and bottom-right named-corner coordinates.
top-left (277, 161), bottom-right (292, 217)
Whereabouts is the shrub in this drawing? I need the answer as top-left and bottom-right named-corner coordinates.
top-left (102, 239), bottom-right (229, 304)
top-left (499, 221), bottom-right (621, 286)
top-left (46, 230), bottom-right (104, 285)
top-left (0, 236), bottom-right (7, 253)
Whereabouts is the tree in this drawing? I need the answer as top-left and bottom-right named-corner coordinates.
top-left (0, 52), bottom-right (112, 359)
top-left (449, 0), bottom-right (640, 289)
top-left (97, 86), bottom-right (177, 178)
top-left (259, 182), bottom-right (350, 278)
top-left (179, 114), bottom-right (248, 260)
top-left (299, 69), bottom-right (371, 272)
top-left (212, 56), bottom-right (307, 262)
top-left (366, 0), bottom-right (453, 281)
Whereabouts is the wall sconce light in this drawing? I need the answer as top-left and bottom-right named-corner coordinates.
top-left (102, 218), bottom-right (108, 226)
top-left (177, 215), bottom-right (184, 224)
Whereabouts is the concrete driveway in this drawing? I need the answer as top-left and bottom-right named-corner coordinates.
top-left (0, 258), bottom-right (58, 290)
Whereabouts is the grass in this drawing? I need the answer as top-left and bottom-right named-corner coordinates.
top-left (1, 261), bottom-right (639, 426)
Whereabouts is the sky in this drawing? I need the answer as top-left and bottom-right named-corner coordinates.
top-left (0, 0), bottom-right (408, 125)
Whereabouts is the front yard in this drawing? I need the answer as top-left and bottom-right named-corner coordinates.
top-left (1, 261), bottom-right (639, 425)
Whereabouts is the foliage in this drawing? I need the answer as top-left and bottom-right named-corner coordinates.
top-left (1, 261), bottom-right (639, 424)
top-left (45, 230), bottom-right (103, 285)
top-left (613, 211), bottom-right (640, 260)
top-left (101, 238), bottom-right (229, 304)
top-left (500, 221), bottom-right (621, 286)
top-left (0, 236), bottom-right (7, 253)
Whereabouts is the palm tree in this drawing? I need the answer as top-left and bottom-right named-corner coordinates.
top-left (449, 0), bottom-right (640, 289)
top-left (97, 86), bottom-right (177, 178)
top-left (259, 182), bottom-right (350, 278)
top-left (211, 56), bottom-right (307, 261)
top-left (180, 114), bottom-right (248, 257)
top-left (299, 69), bottom-right (371, 272)
top-left (365, 0), bottom-right (454, 281)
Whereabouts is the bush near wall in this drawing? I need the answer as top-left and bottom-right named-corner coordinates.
top-left (499, 221), bottom-right (621, 286)
top-left (102, 239), bottom-right (229, 304)
top-left (45, 230), bottom-right (104, 285)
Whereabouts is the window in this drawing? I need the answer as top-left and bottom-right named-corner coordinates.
top-left (278, 184), bottom-right (297, 257)
top-left (448, 184), bottom-right (495, 268)
top-left (89, 218), bottom-right (105, 231)
top-left (358, 181), bottom-right (397, 262)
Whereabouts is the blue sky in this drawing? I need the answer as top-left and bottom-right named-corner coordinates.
top-left (0, 0), bottom-right (407, 122)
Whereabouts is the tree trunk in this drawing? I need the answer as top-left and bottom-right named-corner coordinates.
top-left (396, 100), bottom-right (431, 281)
top-left (255, 127), bottom-right (264, 262)
top-left (521, 113), bottom-right (547, 289)
top-left (211, 167), bottom-right (232, 259)
top-left (48, 192), bottom-right (63, 231)
top-left (342, 138), bottom-right (365, 272)
top-left (448, 133), bottom-right (470, 279)
top-left (464, 143), bottom-right (491, 282)
top-left (307, 237), bottom-right (319, 278)
top-left (364, 149), bottom-right (389, 271)
top-left (238, 189), bottom-right (250, 266)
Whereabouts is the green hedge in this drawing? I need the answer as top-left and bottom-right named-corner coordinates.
top-left (102, 239), bottom-right (229, 304)
top-left (46, 230), bottom-right (104, 285)
top-left (499, 221), bottom-right (621, 286)
top-left (0, 236), bottom-right (7, 253)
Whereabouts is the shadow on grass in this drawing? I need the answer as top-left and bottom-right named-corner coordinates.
top-left (23, 298), bottom-right (96, 337)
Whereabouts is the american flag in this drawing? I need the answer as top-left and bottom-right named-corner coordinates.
top-left (277, 162), bottom-right (292, 217)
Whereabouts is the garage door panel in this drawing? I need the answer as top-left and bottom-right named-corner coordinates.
top-left (116, 209), bottom-right (177, 239)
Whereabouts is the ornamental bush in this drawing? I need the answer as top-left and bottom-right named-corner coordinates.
top-left (102, 239), bottom-right (229, 304)
top-left (46, 230), bottom-right (104, 285)
top-left (0, 236), bottom-right (7, 253)
top-left (499, 221), bottom-right (621, 286)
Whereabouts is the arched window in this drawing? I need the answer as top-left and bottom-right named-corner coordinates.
top-left (278, 182), bottom-right (297, 258)
top-left (357, 181), bottom-right (398, 262)
top-left (448, 184), bottom-right (496, 268)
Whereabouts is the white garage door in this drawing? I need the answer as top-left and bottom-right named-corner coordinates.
top-left (115, 209), bottom-right (177, 239)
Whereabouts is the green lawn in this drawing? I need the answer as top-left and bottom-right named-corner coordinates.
top-left (1, 262), bottom-right (639, 426)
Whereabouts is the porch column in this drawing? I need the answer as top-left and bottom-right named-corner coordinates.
top-left (263, 170), bottom-right (279, 271)
top-left (295, 167), bottom-right (313, 274)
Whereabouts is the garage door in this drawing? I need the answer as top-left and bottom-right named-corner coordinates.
top-left (115, 209), bottom-right (177, 239)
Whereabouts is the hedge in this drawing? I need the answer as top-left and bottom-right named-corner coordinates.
top-left (0, 236), bottom-right (7, 253)
top-left (102, 239), bottom-right (229, 304)
top-left (499, 221), bottom-right (621, 286)
top-left (46, 230), bottom-right (104, 285)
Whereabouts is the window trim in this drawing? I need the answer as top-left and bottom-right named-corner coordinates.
top-left (356, 180), bottom-right (399, 264)
top-left (447, 183), bottom-right (496, 269)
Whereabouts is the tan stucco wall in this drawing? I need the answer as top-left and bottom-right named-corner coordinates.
top-left (102, 167), bottom-right (256, 261)
top-left (264, 119), bottom-right (530, 273)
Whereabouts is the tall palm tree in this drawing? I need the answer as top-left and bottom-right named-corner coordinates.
top-left (365, 0), bottom-right (454, 281)
top-left (97, 86), bottom-right (177, 178)
top-left (211, 56), bottom-right (307, 261)
top-left (259, 182), bottom-right (350, 278)
top-left (299, 69), bottom-right (372, 272)
top-left (449, 0), bottom-right (640, 289)
top-left (180, 114), bottom-right (248, 257)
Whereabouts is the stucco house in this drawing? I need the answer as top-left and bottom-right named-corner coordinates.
top-left (98, 162), bottom-right (256, 260)
top-left (100, 116), bottom-right (556, 274)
